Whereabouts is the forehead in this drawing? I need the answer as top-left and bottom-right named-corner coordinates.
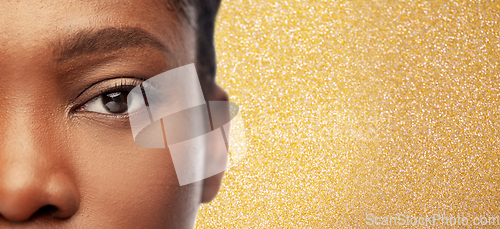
top-left (0, 0), bottom-right (181, 49)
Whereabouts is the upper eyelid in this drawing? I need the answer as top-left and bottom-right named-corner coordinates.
top-left (76, 78), bottom-right (165, 116)
top-left (72, 77), bottom-right (146, 112)
top-left (74, 77), bottom-right (144, 100)
top-left (98, 78), bottom-right (146, 94)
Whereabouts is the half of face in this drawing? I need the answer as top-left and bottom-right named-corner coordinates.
top-left (0, 0), bottom-right (224, 228)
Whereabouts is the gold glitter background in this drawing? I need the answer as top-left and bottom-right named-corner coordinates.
top-left (196, 0), bottom-right (500, 228)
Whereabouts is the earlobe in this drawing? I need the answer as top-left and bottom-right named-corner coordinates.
top-left (201, 172), bottom-right (225, 203)
top-left (206, 83), bottom-right (229, 103)
top-left (201, 83), bottom-right (228, 203)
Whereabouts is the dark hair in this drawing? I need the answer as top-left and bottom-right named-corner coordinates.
top-left (167, 0), bottom-right (222, 97)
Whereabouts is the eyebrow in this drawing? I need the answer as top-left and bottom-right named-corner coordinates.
top-left (54, 27), bottom-right (170, 62)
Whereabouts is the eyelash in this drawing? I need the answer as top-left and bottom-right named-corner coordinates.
top-left (96, 78), bottom-right (145, 96)
top-left (78, 77), bottom-right (158, 117)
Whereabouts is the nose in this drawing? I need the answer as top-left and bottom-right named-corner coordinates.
top-left (0, 113), bottom-right (80, 222)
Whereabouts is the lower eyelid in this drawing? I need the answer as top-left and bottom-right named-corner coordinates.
top-left (72, 111), bottom-right (133, 129)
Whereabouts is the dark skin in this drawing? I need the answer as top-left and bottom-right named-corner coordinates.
top-left (0, 0), bottom-right (226, 228)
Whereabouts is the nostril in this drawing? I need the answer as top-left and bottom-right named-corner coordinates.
top-left (30, 205), bottom-right (58, 220)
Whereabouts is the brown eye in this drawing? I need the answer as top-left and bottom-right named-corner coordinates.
top-left (81, 88), bottom-right (144, 115)
top-left (102, 92), bottom-right (129, 114)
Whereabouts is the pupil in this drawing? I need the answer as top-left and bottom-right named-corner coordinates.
top-left (102, 91), bottom-right (129, 113)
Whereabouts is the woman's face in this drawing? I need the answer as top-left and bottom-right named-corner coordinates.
top-left (0, 0), bottom-right (208, 228)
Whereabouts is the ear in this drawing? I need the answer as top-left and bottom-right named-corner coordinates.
top-left (201, 83), bottom-right (229, 203)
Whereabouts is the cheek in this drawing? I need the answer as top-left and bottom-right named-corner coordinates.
top-left (68, 124), bottom-right (202, 228)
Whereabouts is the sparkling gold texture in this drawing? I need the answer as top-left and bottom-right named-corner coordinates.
top-left (196, 0), bottom-right (500, 227)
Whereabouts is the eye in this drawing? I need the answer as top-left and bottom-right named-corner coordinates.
top-left (83, 90), bottom-right (144, 115)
